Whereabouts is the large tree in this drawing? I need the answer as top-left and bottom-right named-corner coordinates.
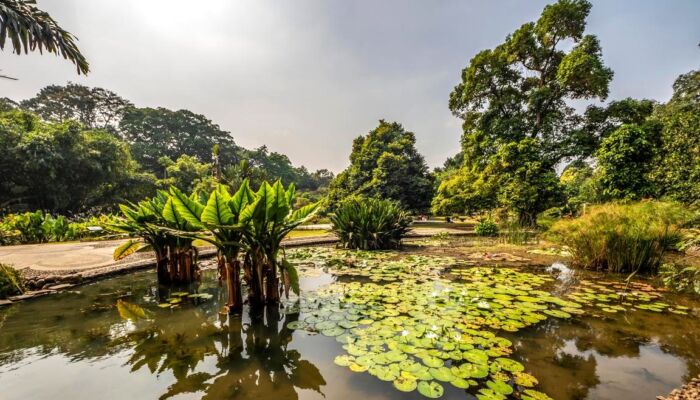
top-left (0, 0), bottom-right (89, 75)
top-left (649, 69), bottom-right (700, 204)
top-left (119, 107), bottom-right (241, 176)
top-left (435, 0), bottom-right (612, 223)
top-left (21, 83), bottom-right (133, 132)
top-left (0, 109), bottom-right (154, 212)
top-left (327, 120), bottom-right (433, 212)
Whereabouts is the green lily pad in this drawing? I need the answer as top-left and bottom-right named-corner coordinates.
top-left (417, 381), bottom-right (444, 398)
top-left (393, 377), bottom-right (417, 392)
top-left (495, 357), bottom-right (524, 372)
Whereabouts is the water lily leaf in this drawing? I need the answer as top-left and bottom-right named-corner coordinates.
top-left (486, 380), bottom-right (513, 395)
top-left (321, 327), bottom-right (345, 337)
top-left (349, 363), bottom-right (368, 372)
top-left (451, 377), bottom-right (471, 389)
top-left (334, 355), bottom-right (354, 367)
top-left (522, 389), bottom-right (554, 400)
top-left (513, 372), bottom-right (538, 387)
top-left (422, 355), bottom-right (444, 368)
top-left (393, 376), bottom-right (418, 392)
top-left (417, 381), bottom-right (444, 398)
top-left (495, 357), bottom-right (524, 372)
top-left (429, 366), bottom-right (454, 382)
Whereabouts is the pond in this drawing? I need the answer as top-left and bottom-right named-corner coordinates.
top-left (0, 246), bottom-right (698, 400)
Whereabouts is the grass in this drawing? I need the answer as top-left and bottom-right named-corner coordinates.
top-left (547, 201), bottom-right (692, 275)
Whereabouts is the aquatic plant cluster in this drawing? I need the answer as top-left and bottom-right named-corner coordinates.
top-left (284, 247), bottom-right (690, 399)
top-left (113, 180), bottom-right (317, 312)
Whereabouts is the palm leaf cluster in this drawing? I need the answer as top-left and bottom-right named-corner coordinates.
top-left (0, 0), bottom-right (89, 74)
top-left (113, 180), bottom-right (318, 313)
top-left (330, 197), bottom-right (411, 250)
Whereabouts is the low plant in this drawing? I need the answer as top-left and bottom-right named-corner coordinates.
top-left (330, 197), bottom-right (411, 250)
top-left (498, 220), bottom-right (537, 245)
top-left (659, 263), bottom-right (700, 295)
top-left (547, 201), bottom-right (691, 275)
top-left (0, 264), bottom-right (23, 299)
top-left (474, 219), bottom-right (499, 237)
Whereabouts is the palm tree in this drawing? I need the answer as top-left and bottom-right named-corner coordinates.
top-left (0, 0), bottom-right (89, 75)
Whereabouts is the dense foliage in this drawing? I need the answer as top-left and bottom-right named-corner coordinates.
top-left (0, 211), bottom-right (118, 245)
top-left (327, 120), bottom-right (433, 213)
top-left (0, 109), bottom-right (154, 212)
top-left (1, 84), bottom-right (332, 214)
top-left (547, 202), bottom-right (691, 274)
top-left (0, 263), bottom-right (23, 299)
top-left (434, 0), bottom-right (612, 223)
top-left (330, 197), bottom-right (411, 250)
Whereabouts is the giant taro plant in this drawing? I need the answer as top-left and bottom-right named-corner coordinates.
top-left (119, 180), bottom-right (318, 313)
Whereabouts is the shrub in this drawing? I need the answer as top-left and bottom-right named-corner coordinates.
top-left (475, 220), bottom-right (499, 237)
top-left (660, 263), bottom-right (700, 296)
top-left (547, 201), bottom-right (691, 274)
top-left (330, 197), bottom-right (411, 250)
top-left (0, 264), bottom-right (23, 299)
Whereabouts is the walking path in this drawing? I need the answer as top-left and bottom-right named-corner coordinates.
top-left (0, 226), bottom-right (470, 273)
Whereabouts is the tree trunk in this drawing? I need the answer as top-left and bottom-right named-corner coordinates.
top-left (224, 258), bottom-right (243, 314)
top-left (264, 262), bottom-right (280, 305)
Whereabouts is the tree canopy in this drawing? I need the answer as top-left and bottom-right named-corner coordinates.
top-left (327, 120), bottom-right (433, 213)
top-left (434, 0), bottom-right (613, 223)
top-left (0, 109), bottom-right (153, 212)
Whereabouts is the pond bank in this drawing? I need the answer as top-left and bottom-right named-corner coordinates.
top-left (1, 230), bottom-right (476, 305)
top-left (657, 376), bottom-right (700, 400)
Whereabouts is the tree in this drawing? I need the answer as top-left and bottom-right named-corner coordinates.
top-left (21, 83), bottom-right (133, 132)
top-left (119, 107), bottom-right (241, 175)
top-left (327, 120), bottom-right (434, 212)
top-left (559, 160), bottom-right (601, 214)
top-left (573, 98), bottom-right (656, 159)
top-left (0, 109), bottom-right (154, 212)
top-left (157, 154), bottom-right (215, 194)
top-left (448, 0), bottom-right (612, 166)
top-left (0, 0), bottom-right (89, 75)
top-left (649, 69), bottom-right (700, 204)
top-left (437, 0), bottom-right (612, 222)
top-left (595, 123), bottom-right (659, 200)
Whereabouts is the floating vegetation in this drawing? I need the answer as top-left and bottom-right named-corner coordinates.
top-left (282, 246), bottom-right (692, 399)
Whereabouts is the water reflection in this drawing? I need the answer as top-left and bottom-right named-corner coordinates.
top-left (0, 271), bottom-right (325, 400)
top-left (508, 308), bottom-right (700, 400)
top-left (0, 265), bottom-right (699, 400)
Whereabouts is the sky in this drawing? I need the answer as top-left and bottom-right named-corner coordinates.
top-left (2, 0), bottom-right (699, 172)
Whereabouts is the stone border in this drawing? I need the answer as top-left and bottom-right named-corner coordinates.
top-left (656, 376), bottom-right (700, 400)
top-left (2, 231), bottom-right (475, 306)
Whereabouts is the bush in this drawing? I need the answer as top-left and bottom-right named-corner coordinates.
top-left (547, 201), bottom-right (691, 274)
top-left (0, 264), bottom-right (23, 299)
top-left (660, 263), bottom-right (700, 295)
top-left (330, 197), bottom-right (411, 250)
top-left (475, 220), bottom-right (499, 237)
top-left (0, 211), bottom-right (121, 245)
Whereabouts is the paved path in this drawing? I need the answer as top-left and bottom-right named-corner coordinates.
top-left (0, 226), bottom-right (471, 272)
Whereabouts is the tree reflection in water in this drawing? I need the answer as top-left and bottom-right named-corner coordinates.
top-left (125, 304), bottom-right (326, 399)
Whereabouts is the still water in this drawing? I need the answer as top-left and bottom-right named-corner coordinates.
top-left (0, 256), bottom-right (698, 400)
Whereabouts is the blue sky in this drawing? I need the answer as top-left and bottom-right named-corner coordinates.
top-left (2, 0), bottom-right (699, 171)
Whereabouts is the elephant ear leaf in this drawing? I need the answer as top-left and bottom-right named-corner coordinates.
top-left (169, 187), bottom-right (204, 228)
top-left (282, 259), bottom-right (300, 296)
top-left (162, 198), bottom-right (183, 225)
top-left (113, 239), bottom-right (142, 261)
top-left (229, 180), bottom-right (251, 216)
top-left (285, 182), bottom-right (296, 205)
top-left (202, 189), bottom-right (234, 225)
top-left (239, 197), bottom-right (261, 224)
top-left (290, 203), bottom-right (319, 224)
top-left (273, 180), bottom-right (290, 222)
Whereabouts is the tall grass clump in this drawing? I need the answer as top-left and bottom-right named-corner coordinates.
top-left (330, 197), bottom-right (411, 250)
top-left (0, 264), bottom-right (24, 299)
top-left (547, 201), bottom-right (691, 275)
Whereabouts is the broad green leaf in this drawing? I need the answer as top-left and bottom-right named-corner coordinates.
top-left (202, 190), bottom-right (234, 226)
top-left (113, 239), bottom-right (142, 261)
top-left (162, 198), bottom-right (183, 226)
top-left (283, 259), bottom-right (300, 296)
top-left (169, 187), bottom-right (204, 227)
top-left (417, 381), bottom-right (444, 398)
